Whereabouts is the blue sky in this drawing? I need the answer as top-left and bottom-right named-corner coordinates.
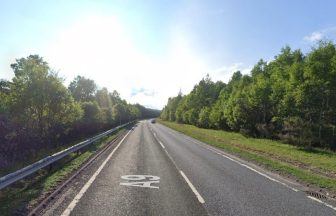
top-left (1, 0), bottom-right (336, 108)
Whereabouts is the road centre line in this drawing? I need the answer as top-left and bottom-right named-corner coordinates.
top-left (61, 130), bottom-right (132, 216)
top-left (180, 171), bottom-right (205, 204)
top-left (151, 127), bottom-right (205, 204)
top-left (162, 124), bottom-right (336, 211)
top-left (150, 128), bottom-right (165, 149)
top-left (159, 124), bottom-right (336, 210)
top-left (159, 141), bottom-right (165, 149)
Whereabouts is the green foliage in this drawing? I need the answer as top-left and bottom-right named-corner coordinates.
top-left (81, 101), bottom-right (102, 124)
top-left (95, 87), bottom-right (112, 108)
top-left (161, 41), bottom-right (336, 150)
top-left (8, 55), bottom-right (82, 142)
top-left (0, 79), bottom-right (10, 114)
top-left (0, 55), bottom-right (160, 170)
top-left (160, 120), bottom-right (336, 194)
top-left (198, 107), bottom-right (211, 128)
top-left (69, 75), bottom-right (97, 102)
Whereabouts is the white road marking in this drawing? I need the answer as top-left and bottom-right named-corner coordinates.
top-left (159, 141), bottom-right (165, 149)
top-left (308, 196), bottom-right (336, 211)
top-left (120, 175), bottom-right (160, 189)
top-left (159, 124), bottom-right (336, 211)
top-left (203, 144), bottom-right (299, 192)
top-left (120, 181), bottom-right (159, 189)
top-left (152, 127), bottom-right (205, 204)
top-left (180, 171), bottom-right (205, 204)
top-left (171, 130), bottom-right (299, 193)
top-left (121, 175), bottom-right (160, 181)
top-left (151, 128), bottom-right (165, 149)
top-left (61, 130), bottom-right (132, 216)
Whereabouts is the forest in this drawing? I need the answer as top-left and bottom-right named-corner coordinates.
top-left (161, 41), bottom-right (336, 150)
top-left (0, 55), bottom-right (160, 169)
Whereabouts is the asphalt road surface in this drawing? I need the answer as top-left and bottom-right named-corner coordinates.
top-left (53, 120), bottom-right (336, 216)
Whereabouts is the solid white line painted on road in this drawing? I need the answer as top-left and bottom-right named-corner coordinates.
top-left (180, 171), bottom-right (205, 204)
top-left (159, 123), bottom-right (336, 212)
top-left (61, 130), bottom-right (132, 216)
top-left (307, 196), bottom-right (336, 211)
top-left (203, 145), bottom-right (299, 192)
top-left (170, 130), bottom-right (300, 193)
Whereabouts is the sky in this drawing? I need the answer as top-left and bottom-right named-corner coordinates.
top-left (1, 0), bottom-right (336, 109)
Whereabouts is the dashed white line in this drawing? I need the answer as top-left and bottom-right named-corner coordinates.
top-left (151, 129), bottom-right (165, 149)
top-left (160, 124), bottom-right (336, 211)
top-left (61, 130), bottom-right (132, 216)
top-left (152, 128), bottom-right (205, 204)
top-left (180, 171), bottom-right (205, 204)
top-left (308, 196), bottom-right (336, 211)
top-left (159, 141), bottom-right (165, 149)
top-left (162, 126), bottom-right (300, 193)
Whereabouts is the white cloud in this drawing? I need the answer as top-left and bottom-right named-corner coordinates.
top-left (2, 13), bottom-right (249, 109)
top-left (131, 88), bottom-right (156, 97)
top-left (211, 62), bottom-right (251, 83)
top-left (304, 31), bottom-right (323, 42)
top-left (303, 27), bottom-right (336, 43)
top-left (42, 14), bottom-right (209, 109)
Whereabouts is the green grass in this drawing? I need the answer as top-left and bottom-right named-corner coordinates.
top-left (0, 130), bottom-right (123, 216)
top-left (159, 120), bottom-right (336, 194)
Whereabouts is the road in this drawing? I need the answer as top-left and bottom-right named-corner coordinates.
top-left (46, 120), bottom-right (336, 216)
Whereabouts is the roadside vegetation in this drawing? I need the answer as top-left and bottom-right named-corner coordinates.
top-left (160, 41), bottom-right (336, 194)
top-left (0, 55), bottom-right (160, 174)
top-left (161, 41), bottom-right (336, 151)
top-left (0, 129), bottom-right (123, 216)
top-left (159, 120), bottom-right (336, 195)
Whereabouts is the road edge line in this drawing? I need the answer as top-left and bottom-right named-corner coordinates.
top-left (61, 129), bottom-right (132, 216)
top-left (160, 123), bottom-right (300, 192)
top-left (307, 196), bottom-right (336, 211)
top-left (180, 170), bottom-right (205, 204)
top-left (202, 144), bottom-right (299, 192)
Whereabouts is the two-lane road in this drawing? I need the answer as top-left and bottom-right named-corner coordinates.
top-left (52, 120), bottom-right (335, 216)
top-left (62, 121), bottom-right (207, 216)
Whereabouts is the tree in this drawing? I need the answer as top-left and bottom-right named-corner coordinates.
top-left (81, 101), bottom-right (102, 126)
top-left (160, 41), bottom-right (336, 149)
top-left (69, 76), bottom-right (97, 102)
top-left (0, 79), bottom-right (10, 114)
top-left (9, 55), bottom-right (82, 145)
top-left (96, 87), bottom-right (112, 108)
top-left (198, 107), bottom-right (211, 128)
top-left (1, 54), bottom-right (161, 170)
top-left (209, 89), bottom-right (229, 129)
top-left (112, 103), bottom-right (126, 125)
top-left (296, 41), bottom-right (336, 147)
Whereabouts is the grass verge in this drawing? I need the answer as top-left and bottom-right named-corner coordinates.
top-left (159, 120), bottom-right (336, 195)
top-left (0, 129), bottom-right (123, 216)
